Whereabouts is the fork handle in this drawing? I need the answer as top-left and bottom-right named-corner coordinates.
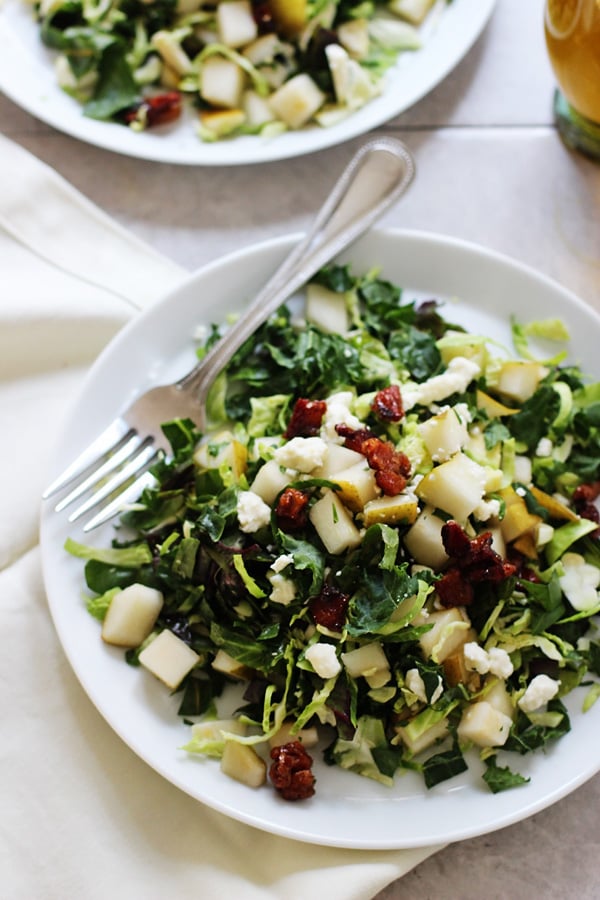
top-left (177, 136), bottom-right (415, 401)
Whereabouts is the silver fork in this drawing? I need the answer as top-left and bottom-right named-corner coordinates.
top-left (43, 136), bottom-right (415, 531)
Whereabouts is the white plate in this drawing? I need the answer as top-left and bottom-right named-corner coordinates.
top-left (40, 229), bottom-right (600, 849)
top-left (1, 0), bottom-right (495, 165)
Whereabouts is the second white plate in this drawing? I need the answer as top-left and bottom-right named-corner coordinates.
top-left (1, 0), bottom-right (495, 164)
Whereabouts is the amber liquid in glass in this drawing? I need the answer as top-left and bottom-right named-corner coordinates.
top-left (544, 0), bottom-right (600, 158)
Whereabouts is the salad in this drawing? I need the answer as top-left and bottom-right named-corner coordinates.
top-left (67, 261), bottom-right (600, 801)
top-left (29, 0), bottom-right (444, 141)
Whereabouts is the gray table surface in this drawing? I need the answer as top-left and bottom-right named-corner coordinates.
top-left (2, 0), bottom-right (600, 896)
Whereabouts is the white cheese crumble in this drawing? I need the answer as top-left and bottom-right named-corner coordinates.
top-left (321, 391), bottom-right (362, 442)
top-left (472, 498), bottom-right (502, 522)
top-left (405, 668), bottom-right (443, 704)
top-left (267, 572), bottom-right (297, 606)
top-left (402, 357), bottom-right (481, 411)
top-left (236, 491), bottom-right (271, 533)
top-left (274, 436), bottom-right (328, 473)
top-left (535, 437), bottom-right (553, 458)
top-left (464, 642), bottom-right (514, 678)
top-left (559, 552), bottom-right (600, 611)
top-left (518, 674), bottom-right (560, 713)
top-left (305, 642), bottom-right (342, 679)
top-left (270, 553), bottom-right (294, 574)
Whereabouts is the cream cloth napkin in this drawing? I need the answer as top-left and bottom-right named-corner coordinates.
top-left (0, 134), bottom-right (442, 899)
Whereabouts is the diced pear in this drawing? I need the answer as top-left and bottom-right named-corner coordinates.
top-left (309, 488), bottom-right (362, 554)
top-left (476, 389), bottom-right (520, 418)
top-left (341, 642), bottom-right (390, 688)
top-left (101, 583), bottom-right (163, 648)
top-left (512, 531), bottom-right (538, 559)
top-left (442, 646), bottom-right (480, 690)
top-left (416, 452), bottom-right (488, 521)
top-left (488, 525), bottom-right (506, 559)
top-left (191, 718), bottom-right (247, 743)
top-left (200, 55), bottom-right (246, 108)
top-left (305, 282), bottom-right (349, 335)
top-left (395, 716), bottom-right (449, 755)
top-left (337, 18), bottom-right (370, 59)
top-left (499, 493), bottom-right (542, 543)
top-left (220, 740), bottom-right (267, 788)
top-left (211, 648), bottom-right (253, 681)
top-left (243, 33), bottom-right (281, 65)
top-left (268, 0), bottom-right (307, 35)
top-left (513, 453), bottom-right (532, 485)
top-left (269, 720), bottom-right (319, 749)
top-left (150, 30), bottom-right (193, 76)
top-left (403, 505), bottom-right (449, 570)
top-left (199, 108), bottom-right (246, 138)
top-left (194, 430), bottom-right (247, 480)
top-left (331, 462), bottom-right (379, 512)
top-left (313, 443), bottom-right (363, 478)
top-left (419, 407), bottom-right (468, 462)
top-left (418, 607), bottom-right (473, 663)
top-left (529, 485), bottom-right (579, 522)
top-left (139, 630), bottom-right (199, 689)
top-left (457, 700), bottom-right (513, 748)
top-left (216, 1), bottom-right (258, 48)
top-left (250, 458), bottom-right (290, 505)
top-left (495, 361), bottom-right (548, 404)
top-left (389, 0), bottom-right (436, 25)
top-left (484, 679), bottom-right (515, 720)
top-left (268, 73), bottom-right (325, 128)
top-left (362, 493), bottom-right (418, 528)
top-left (242, 89), bottom-right (275, 127)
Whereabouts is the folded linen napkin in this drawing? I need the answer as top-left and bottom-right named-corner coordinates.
top-left (0, 134), bottom-right (442, 900)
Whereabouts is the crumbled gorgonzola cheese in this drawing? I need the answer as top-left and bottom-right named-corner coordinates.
top-left (402, 357), bottom-right (481, 411)
top-left (274, 436), bottom-right (328, 472)
top-left (236, 490), bottom-right (271, 533)
top-left (267, 572), bottom-right (297, 606)
top-left (464, 642), bottom-right (514, 678)
top-left (320, 391), bottom-right (362, 442)
top-left (518, 674), bottom-right (560, 713)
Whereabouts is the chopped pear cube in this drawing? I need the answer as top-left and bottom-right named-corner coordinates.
top-left (242, 89), bottom-right (275, 127)
top-left (216, 1), bottom-right (258, 48)
top-left (332, 462), bottom-right (379, 512)
top-left (313, 443), bottom-right (363, 478)
top-left (269, 720), bottom-right (319, 749)
top-left (389, 0), bottom-right (436, 25)
top-left (268, 73), bottom-right (325, 128)
top-left (457, 700), bottom-right (513, 748)
top-left (495, 361), bottom-right (549, 404)
top-left (101, 583), bottom-right (163, 648)
top-left (211, 648), bottom-right (253, 681)
top-left (200, 55), bottom-right (246, 109)
top-left (362, 493), bottom-right (418, 528)
top-left (419, 407), bottom-right (468, 462)
top-left (250, 458), bottom-right (290, 505)
top-left (194, 430), bottom-right (247, 480)
top-left (341, 641), bottom-right (389, 681)
top-left (220, 740), bottom-right (267, 788)
top-left (403, 505), bottom-right (449, 570)
top-left (139, 630), bottom-right (199, 689)
top-left (484, 679), bottom-right (515, 720)
top-left (305, 282), bottom-right (349, 335)
top-left (337, 18), bottom-right (370, 58)
top-left (416, 452), bottom-right (488, 521)
top-left (418, 607), bottom-right (473, 663)
top-left (268, 0), bottom-right (307, 35)
top-left (309, 488), bottom-right (362, 554)
top-left (199, 108), bottom-right (246, 138)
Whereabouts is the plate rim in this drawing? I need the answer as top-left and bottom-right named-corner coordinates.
top-left (40, 226), bottom-right (600, 849)
top-left (1, 0), bottom-right (497, 165)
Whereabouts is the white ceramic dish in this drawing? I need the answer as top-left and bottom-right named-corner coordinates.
top-left (40, 229), bottom-right (600, 849)
top-left (0, 0), bottom-right (496, 165)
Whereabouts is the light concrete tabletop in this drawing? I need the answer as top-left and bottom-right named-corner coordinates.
top-left (2, 0), bottom-right (600, 897)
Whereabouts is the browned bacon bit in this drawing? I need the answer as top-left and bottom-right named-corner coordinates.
top-left (308, 584), bottom-right (350, 632)
top-left (284, 398), bottom-right (327, 438)
top-left (276, 488), bottom-right (310, 532)
top-left (269, 741), bottom-right (316, 801)
top-left (123, 92), bottom-right (182, 128)
top-left (371, 385), bottom-right (404, 422)
top-left (436, 521), bottom-right (517, 608)
top-left (335, 425), bottom-right (411, 496)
